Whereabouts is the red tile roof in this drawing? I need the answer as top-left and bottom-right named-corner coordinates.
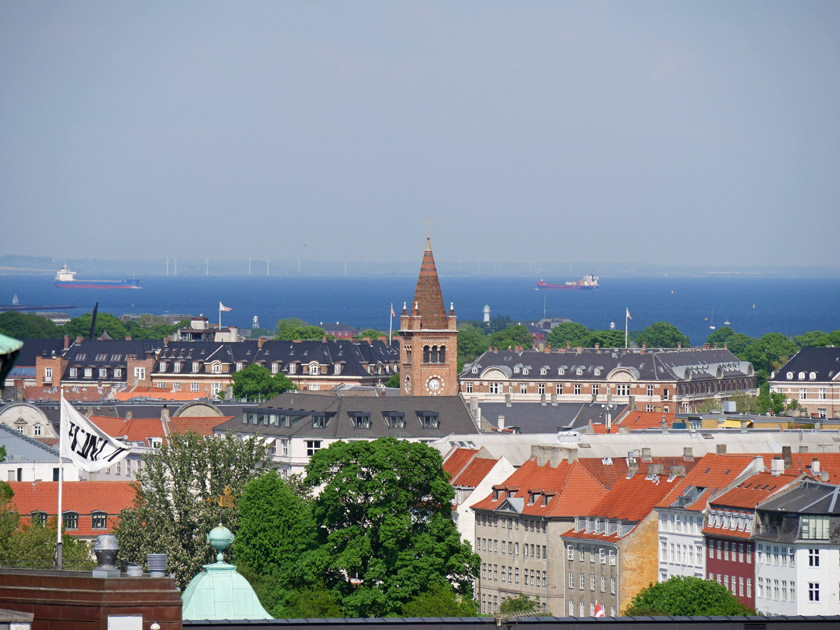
top-left (89, 415), bottom-right (230, 443)
top-left (710, 471), bottom-right (801, 510)
top-left (443, 448), bottom-right (479, 480)
top-left (616, 411), bottom-right (678, 430)
top-left (114, 387), bottom-right (215, 402)
top-left (24, 386), bottom-right (108, 402)
top-left (759, 453), bottom-right (840, 484)
top-left (452, 457), bottom-right (498, 488)
top-left (471, 458), bottom-right (609, 518)
top-left (655, 453), bottom-right (760, 511)
top-left (588, 472), bottom-right (685, 522)
top-left (8, 481), bottom-right (136, 537)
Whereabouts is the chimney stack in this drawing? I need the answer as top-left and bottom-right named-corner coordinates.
top-left (683, 447), bottom-right (694, 461)
top-left (498, 415), bottom-right (505, 431)
top-left (812, 458), bottom-right (821, 475)
top-left (716, 443), bottom-right (727, 455)
top-left (782, 446), bottom-right (792, 469)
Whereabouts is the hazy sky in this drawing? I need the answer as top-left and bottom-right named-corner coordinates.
top-left (1, 2), bottom-right (838, 268)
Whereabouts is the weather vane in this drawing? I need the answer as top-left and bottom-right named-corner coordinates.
top-left (207, 486), bottom-right (236, 523)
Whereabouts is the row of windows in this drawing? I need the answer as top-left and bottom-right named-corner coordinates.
top-left (756, 576), bottom-right (792, 601)
top-left (756, 543), bottom-right (795, 567)
top-left (568, 572), bottom-right (616, 595)
top-left (659, 512), bottom-right (703, 534)
top-left (158, 361), bottom-right (223, 374)
top-left (481, 594), bottom-right (547, 615)
top-left (567, 544), bottom-right (616, 565)
top-left (662, 541), bottom-right (704, 567)
top-left (476, 537), bottom-right (547, 559)
top-left (68, 367), bottom-right (123, 379)
top-left (481, 563), bottom-right (547, 587)
top-left (156, 381), bottom-right (224, 394)
top-left (247, 411), bottom-right (436, 430)
top-left (708, 540), bottom-right (753, 564)
top-left (474, 383), bottom-right (653, 397)
top-left (568, 601), bottom-right (615, 617)
top-left (478, 513), bottom-right (547, 533)
top-left (711, 573), bottom-right (752, 599)
top-left (28, 511), bottom-right (109, 530)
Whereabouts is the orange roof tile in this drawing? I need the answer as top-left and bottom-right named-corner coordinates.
top-left (114, 387), bottom-right (214, 402)
top-left (8, 481), bottom-right (136, 537)
top-left (616, 411), bottom-right (678, 430)
top-left (452, 458), bottom-right (498, 488)
top-left (587, 472), bottom-right (684, 522)
top-left (443, 448), bottom-right (479, 479)
top-left (655, 453), bottom-right (759, 511)
top-left (24, 386), bottom-right (108, 402)
top-left (710, 471), bottom-right (800, 510)
top-left (88, 415), bottom-right (231, 443)
top-left (759, 453), bottom-right (840, 484)
top-left (471, 459), bottom-right (609, 518)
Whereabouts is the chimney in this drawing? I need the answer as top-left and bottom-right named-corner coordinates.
top-left (660, 415), bottom-right (668, 430)
top-left (595, 343), bottom-right (600, 351)
top-left (812, 458), bottom-right (821, 475)
top-left (669, 464), bottom-right (686, 478)
top-left (716, 444), bottom-right (727, 455)
top-left (63, 335), bottom-right (70, 350)
top-left (627, 459), bottom-right (639, 476)
top-left (576, 346), bottom-right (583, 354)
top-left (677, 342), bottom-right (682, 350)
top-left (161, 405), bottom-right (169, 422)
top-left (642, 342), bottom-right (646, 350)
top-left (641, 448), bottom-right (652, 462)
top-left (649, 463), bottom-right (664, 475)
top-left (619, 426), bottom-right (629, 435)
top-left (551, 392), bottom-right (557, 406)
top-left (771, 456), bottom-right (784, 476)
top-left (257, 337), bottom-right (266, 349)
top-left (683, 447), bottom-right (694, 461)
top-left (782, 446), bottom-right (792, 469)
top-left (470, 397), bottom-right (478, 416)
top-left (544, 343), bottom-right (551, 353)
top-left (540, 392), bottom-right (546, 406)
top-left (628, 395), bottom-right (636, 410)
top-left (566, 342), bottom-right (571, 350)
top-left (498, 415), bottom-right (505, 431)
top-left (125, 335), bottom-right (132, 341)
top-left (163, 337), bottom-right (169, 347)
top-left (76, 336), bottom-right (84, 344)
top-left (504, 392), bottom-right (512, 407)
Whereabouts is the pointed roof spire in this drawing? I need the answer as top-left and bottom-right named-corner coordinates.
top-left (411, 236), bottom-right (447, 329)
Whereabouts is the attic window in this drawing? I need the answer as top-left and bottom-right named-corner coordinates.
top-left (809, 372), bottom-right (816, 380)
top-left (96, 353), bottom-right (107, 361)
top-left (528, 492), bottom-right (536, 505)
top-left (542, 494), bottom-right (549, 507)
top-left (312, 413), bottom-right (334, 429)
top-left (472, 366), bottom-right (478, 373)
top-left (558, 367), bottom-right (565, 375)
top-left (111, 354), bottom-right (121, 361)
top-left (418, 412), bottom-right (439, 429)
top-left (540, 368), bottom-right (547, 375)
top-left (348, 412), bottom-right (371, 429)
top-left (786, 372), bottom-right (793, 380)
top-left (382, 412), bottom-right (406, 429)
top-left (76, 353), bottom-right (86, 361)
top-left (576, 368), bottom-right (583, 376)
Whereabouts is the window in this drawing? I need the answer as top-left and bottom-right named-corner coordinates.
top-left (611, 577), bottom-right (616, 594)
top-left (519, 383), bottom-right (527, 394)
top-left (309, 362), bottom-right (319, 375)
top-left (99, 368), bottom-right (108, 379)
top-left (31, 511), bottom-right (47, 526)
top-left (465, 382), bottom-right (473, 393)
top-left (212, 363), bottom-right (222, 374)
top-left (592, 384), bottom-right (599, 396)
top-left (809, 582), bottom-right (820, 602)
top-left (819, 408), bottom-right (827, 418)
top-left (418, 412), bottom-right (439, 428)
top-left (63, 511), bottom-right (78, 530)
top-left (819, 388), bottom-right (826, 399)
top-left (191, 382), bottom-right (200, 392)
top-left (349, 413), bottom-right (371, 429)
top-left (114, 368), bottom-right (121, 378)
top-left (538, 383), bottom-right (545, 394)
top-left (85, 368), bottom-right (93, 378)
top-left (579, 546), bottom-right (585, 561)
top-left (306, 440), bottom-right (322, 457)
top-left (276, 439), bottom-right (289, 457)
top-left (34, 424), bottom-right (42, 436)
top-left (236, 362), bottom-right (243, 371)
top-left (574, 384), bottom-right (581, 395)
top-left (580, 573), bottom-right (585, 589)
top-left (579, 602), bottom-right (585, 617)
top-left (134, 367), bottom-right (145, 380)
top-left (568, 546), bottom-right (574, 560)
top-left (159, 361), bottom-right (167, 372)
top-left (609, 550), bottom-right (616, 565)
top-left (802, 516), bottom-right (829, 540)
top-left (616, 384), bottom-right (630, 396)
top-left (173, 382), bottom-right (181, 391)
top-left (69, 367), bottom-right (78, 377)
top-left (556, 383), bottom-right (563, 395)
top-left (800, 387), bottom-right (807, 400)
top-left (601, 576), bottom-right (606, 592)
top-left (568, 572), bottom-right (575, 588)
top-left (590, 574), bottom-right (595, 591)
top-left (174, 362), bottom-right (181, 373)
top-left (489, 382), bottom-right (500, 394)
top-left (663, 388), bottom-right (669, 400)
top-left (569, 601), bottom-right (575, 616)
top-left (192, 361), bottom-right (200, 373)
top-left (91, 511), bottom-right (107, 529)
top-left (808, 548), bottom-right (820, 566)
top-left (746, 578), bottom-right (751, 598)
top-left (44, 367), bottom-right (53, 381)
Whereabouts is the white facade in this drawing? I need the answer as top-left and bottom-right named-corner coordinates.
top-left (657, 508), bottom-right (706, 581)
top-left (453, 457), bottom-right (516, 546)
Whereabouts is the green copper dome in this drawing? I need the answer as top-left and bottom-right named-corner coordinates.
top-left (181, 524), bottom-right (271, 621)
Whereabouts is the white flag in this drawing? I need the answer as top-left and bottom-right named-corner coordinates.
top-left (60, 398), bottom-right (131, 472)
top-left (626, 307), bottom-right (632, 320)
top-left (219, 301), bottom-right (232, 312)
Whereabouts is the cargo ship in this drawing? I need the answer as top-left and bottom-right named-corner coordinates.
top-left (536, 274), bottom-right (599, 290)
top-left (54, 265), bottom-right (141, 289)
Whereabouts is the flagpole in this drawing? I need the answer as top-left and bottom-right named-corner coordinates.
top-left (219, 302), bottom-right (222, 329)
top-left (625, 309), bottom-right (629, 349)
top-left (388, 303), bottom-right (393, 344)
top-left (56, 388), bottom-right (65, 569)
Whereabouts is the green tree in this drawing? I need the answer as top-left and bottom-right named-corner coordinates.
top-left (458, 324), bottom-right (490, 368)
top-left (545, 322), bottom-right (589, 349)
top-left (625, 576), bottom-right (754, 616)
top-left (706, 327), bottom-right (753, 355)
top-left (385, 373), bottom-right (400, 388)
top-left (232, 364), bottom-right (296, 401)
top-left (402, 583), bottom-right (479, 617)
top-left (498, 593), bottom-right (549, 616)
top-left (489, 325), bottom-right (533, 351)
top-left (0, 311), bottom-right (60, 339)
top-left (302, 438), bottom-right (480, 617)
top-left (275, 318), bottom-right (327, 341)
top-left (123, 316), bottom-right (190, 340)
top-left (584, 329), bottom-right (625, 348)
top-left (283, 586), bottom-right (345, 618)
top-left (64, 312), bottom-right (128, 340)
top-left (729, 390), bottom-right (759, 414)
top-left (795, 330), bottom-right (840, 348)
top-left (358, 329), bottom-right (385, 342)
top-left (114, 432), bottom-right (272, 588)
top-left (636, 322), bottom-right (690, 348)
top-left (742, 333), bottom-right (797, 386)
top-left (232, 470), bottom-right (314, 612)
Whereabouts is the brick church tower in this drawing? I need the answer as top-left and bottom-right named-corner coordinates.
top-left (399, 236), bottom-right (459, 396)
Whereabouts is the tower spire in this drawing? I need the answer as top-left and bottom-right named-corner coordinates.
top-left (411, 235), bottom-right (446, 329)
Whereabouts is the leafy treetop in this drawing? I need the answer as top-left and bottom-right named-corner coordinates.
top-left (232, 363), bottom-right (296, 401)
top-left (625, 576), bottom-right (754, 616)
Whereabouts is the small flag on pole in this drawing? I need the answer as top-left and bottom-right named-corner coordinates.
top-left (390, 304), bottom-right (396, 318)
top-left (219, 301), bottom-right (232, 312)
top-left (594, 601), bottom-right (605, 618)
top-left (626, 307), bottom-right (632, 320)
top-left (60, 398), bottom-right (130, 473)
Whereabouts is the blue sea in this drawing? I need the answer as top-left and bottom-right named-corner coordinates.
top-left (1, 274), bottom-right (838, 347)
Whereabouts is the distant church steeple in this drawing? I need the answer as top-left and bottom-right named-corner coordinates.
top-left (399, 235), bottom-right (458, 396)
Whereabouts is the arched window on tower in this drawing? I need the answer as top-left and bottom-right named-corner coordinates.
top-left (405, 344), bottom-right (412, 362)
top-left (431, 345), bottom-right (439, 363)
top-left (423, 345), bottom-right (431, 363)
top-left (439, 345), bottom-right (446, 364)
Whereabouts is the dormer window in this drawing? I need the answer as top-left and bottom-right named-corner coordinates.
top-left (192, 362), bottom-right (200, 373)
top-left (289, 363), bottom-right (297, 374)
top-left (809, 372), bottom-right (817, 380)
top-left (786, 371), bottom-right (793, 379)
top-left (91, 511), bottom-right (108, 529)
top-left (542, 494), bottom-right (550, 507)
top-left (114, 368), bottom-right (122, 378)
top-left (235, 362), bottom-right (243, 371)
top-left (160, 361), bottom-right (167, 372)
top-left (174, 362), bottom-right (182, 373)
top-left (472, 366), bottom-right (479, 374)
top-left (349, 412), bottom-right (371, 429)
top-left (84, 368), bottom-right (92, 378)
top-left (528, 492), bottom-right (536, 505)
top-left (576, 368), bottom-right (583, 376)
top-left (96, 353), bottom-right (107, 361)
top-left (312, 413), bottom-right (334, 429)
top-left (212, 362), bottom-right (222, 374)
top-left (540, 367), bottom-right (547, 375)
top-left (558, 367), bottom-right (565, 375)
top-left (69, 368), bottom-right (78, 377)
top-left (334, 364), bottom-right (343, 375)
top-left (99, 368), bottom-right (107, 379)
top-left (31, 511), bottom-right (48, 526)
top-left (418, 411), bottom-right (439, 429)
top-left (309, 362), bottom-right (319, 375)
top-left (383, 412), bottom-right (405, 429)
top-left (272, 362), bottom-right (279, 374)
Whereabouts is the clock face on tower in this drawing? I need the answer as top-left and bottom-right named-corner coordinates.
top-left (404, 375), bottom-right (412, 394)
top-left (425, 375), bottom-right (444, 395)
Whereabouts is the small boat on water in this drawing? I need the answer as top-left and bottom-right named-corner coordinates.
top-left (54, 264), bottom-right (141, 290)
top-left (536, 274), bottom-right (599, 290)
top-left (0, 293), bottom-right (76, 312)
